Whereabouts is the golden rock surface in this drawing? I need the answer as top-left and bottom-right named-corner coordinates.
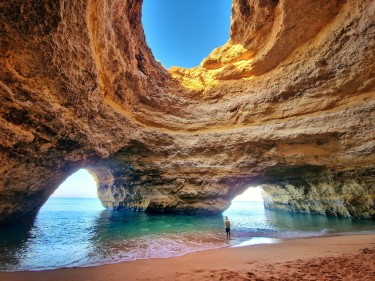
top-left (0, 0), bottom-right (374, 224)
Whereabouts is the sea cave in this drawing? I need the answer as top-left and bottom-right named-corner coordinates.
top-left (0, 0), bottom-right (374, 226)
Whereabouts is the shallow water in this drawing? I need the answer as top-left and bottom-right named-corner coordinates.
top-left (0, 198), bottom-right (374, 271)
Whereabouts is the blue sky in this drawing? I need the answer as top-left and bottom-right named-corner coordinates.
top-left (142, 0), bottom-right (232, 68)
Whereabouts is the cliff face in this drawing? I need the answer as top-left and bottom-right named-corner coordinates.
top-left (0, 0), bottom-right (374, 225)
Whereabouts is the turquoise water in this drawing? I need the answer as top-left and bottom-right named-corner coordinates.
top-left (1, 197), bottom-right (375, 271)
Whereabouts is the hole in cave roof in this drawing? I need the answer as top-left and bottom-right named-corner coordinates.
top-left (142, 0), bottom-right (232, 69)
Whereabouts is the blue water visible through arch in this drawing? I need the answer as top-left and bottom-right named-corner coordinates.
top-left (1, 197), bottom-right (375, 271)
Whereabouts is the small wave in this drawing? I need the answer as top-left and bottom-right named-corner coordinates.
top-left (90, 231), bottom-right (229, 266)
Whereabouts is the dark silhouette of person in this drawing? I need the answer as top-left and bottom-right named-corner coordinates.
top-left (225, 216), bottom-right (231, 238)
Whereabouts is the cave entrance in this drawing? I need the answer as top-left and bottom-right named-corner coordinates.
top-left (222, 186), bottom-right (281, 247)
top-left (232, 186), bottom-right (265, 203)
top-left (222, 186), bottom-right (266, 232)
top-left (50, 169), bottom-right (100, 200)
top-left (142, 0), bottom-right (231, 68)
top-left (35, 168), bottom-right (105, 231)
top-left (9, 170), bottom-right (106, 271)
top-left (40, 168), bottom-right (104, 211)
top-left (223, 186), bottom-right (265, 217)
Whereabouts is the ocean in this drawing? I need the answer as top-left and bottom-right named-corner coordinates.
top-left (1, 197), bottom-right (375, 271)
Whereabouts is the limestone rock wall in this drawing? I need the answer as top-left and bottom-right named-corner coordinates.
top-left (262, 167), bottom-right (375, 219)
top-left (0, 0), bottom-right (374, 224)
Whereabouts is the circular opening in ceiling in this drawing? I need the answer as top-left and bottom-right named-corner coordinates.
top-left (142, 0), bottom-right (232, 69)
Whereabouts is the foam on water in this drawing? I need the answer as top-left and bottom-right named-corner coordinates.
top-left (1, 198), bottom-right (375, 271)
top-left (233, 237), bottom-right (281, 247)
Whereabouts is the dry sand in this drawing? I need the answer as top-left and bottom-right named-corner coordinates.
top-left (1, 234), bottom-right (374, 281)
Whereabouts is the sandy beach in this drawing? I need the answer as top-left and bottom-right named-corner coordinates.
top-left (1, 233), bottom-right (374, 281)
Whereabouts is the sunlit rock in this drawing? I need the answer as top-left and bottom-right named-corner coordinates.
top-left (0, 0), bottom-right (374, 225)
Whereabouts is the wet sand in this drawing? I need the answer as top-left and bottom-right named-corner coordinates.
top-left (1, 234), bottom-right (374, 281)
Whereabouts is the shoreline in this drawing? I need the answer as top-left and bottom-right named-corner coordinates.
top-left (1, 233), bottom-right (375, 280)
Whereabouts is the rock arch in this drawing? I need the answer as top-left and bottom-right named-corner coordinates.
top-left (0, 0), bottom-right (374, 225)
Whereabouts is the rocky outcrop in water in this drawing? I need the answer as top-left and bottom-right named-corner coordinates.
top-left (0, 0), bottom-right (374, 225)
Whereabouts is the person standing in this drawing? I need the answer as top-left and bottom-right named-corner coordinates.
top-left (225, 216), bottom-right (231, 239)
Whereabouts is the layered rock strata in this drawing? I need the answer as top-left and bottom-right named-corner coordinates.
top-left (0, 0), bottom-right (374, 225)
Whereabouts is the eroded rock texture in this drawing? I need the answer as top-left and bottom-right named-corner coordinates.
top-left (0, 0), bottom-right (374, 224)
